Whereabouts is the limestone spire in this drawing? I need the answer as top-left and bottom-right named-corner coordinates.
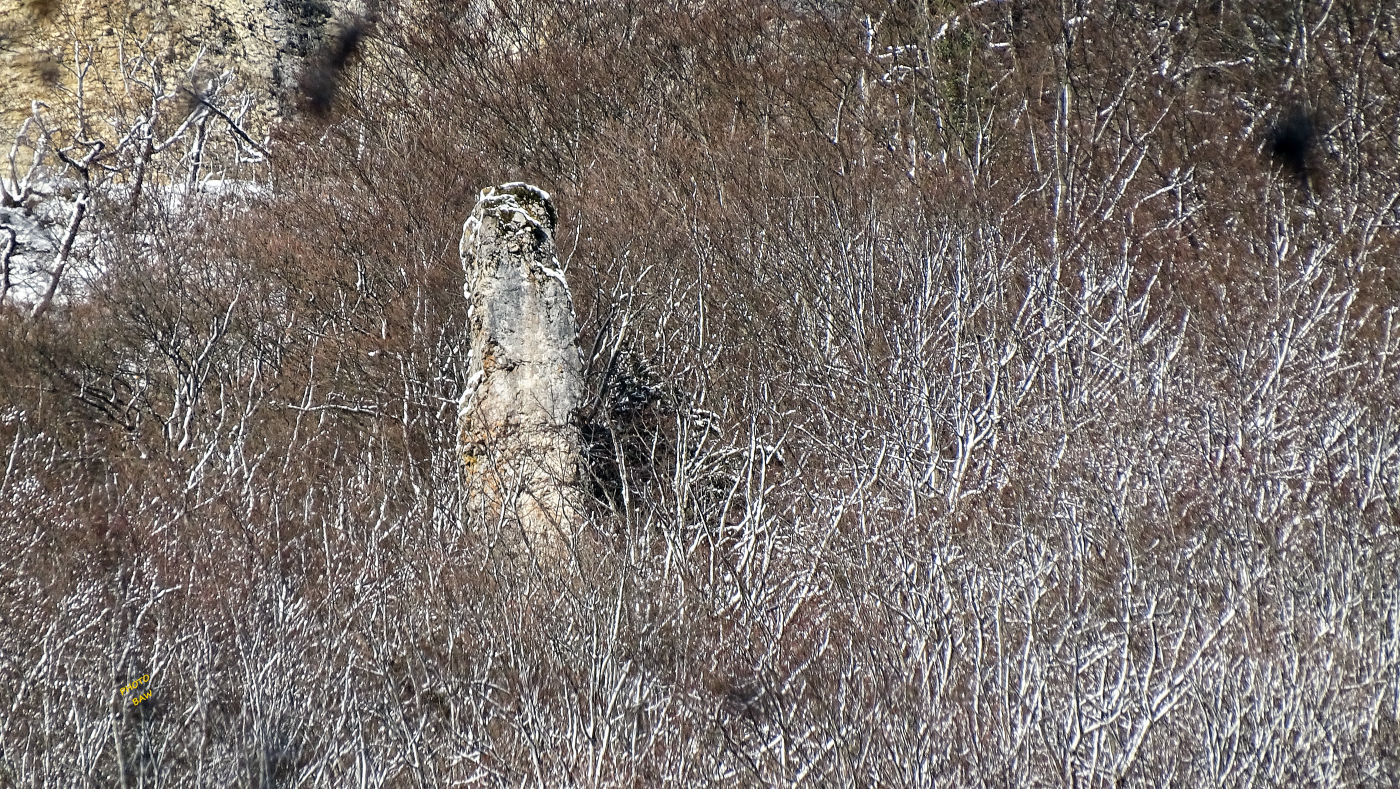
top-left (458, 183), bottom-right (585, 567)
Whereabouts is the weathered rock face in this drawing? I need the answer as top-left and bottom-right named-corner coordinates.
top-left (459, 183), bottom-right (584, 566)
top-left (0, 0), bottom-right (360, 136)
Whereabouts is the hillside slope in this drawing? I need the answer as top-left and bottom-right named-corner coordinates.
top-left (1, 1), bottom-right (1397, 785)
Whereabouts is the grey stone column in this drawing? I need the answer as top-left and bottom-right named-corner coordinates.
top-left (458, 183), bottom-right (584, 566)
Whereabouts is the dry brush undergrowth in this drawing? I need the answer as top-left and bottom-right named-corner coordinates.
top-left (2, 0), bottom-right (1399, 785)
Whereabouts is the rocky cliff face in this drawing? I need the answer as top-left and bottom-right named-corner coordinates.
top-left (458, 183), bottom-right (586, 567)
top-left (0, 0), bottom-right (357, 135)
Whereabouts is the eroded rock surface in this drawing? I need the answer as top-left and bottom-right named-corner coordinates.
top-left (459, 183), bottom-right (584, 566)
top-left (0, 0), bottom-right (362, 135)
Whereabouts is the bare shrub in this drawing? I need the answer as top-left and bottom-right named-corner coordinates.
top-left (1, 0), bottom-right (1397, 785)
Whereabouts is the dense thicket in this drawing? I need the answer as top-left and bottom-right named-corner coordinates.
top-left (2, 1), bottom-right (1398, 785)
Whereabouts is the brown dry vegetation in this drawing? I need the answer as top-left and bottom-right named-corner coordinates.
top-left (2, 0), bottom-right (1399, 785)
